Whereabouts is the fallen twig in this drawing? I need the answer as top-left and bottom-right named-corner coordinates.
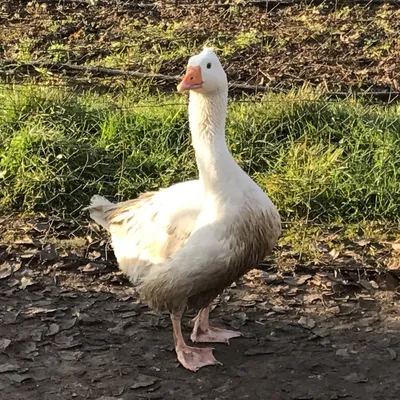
top-left (1, 59), bottom-right (399, 98)
top-left (1, 59), bottom-right (180, 82)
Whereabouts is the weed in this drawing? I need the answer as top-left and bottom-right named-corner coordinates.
top-left (47, 43), bottom-right (73, 63)
top-left (234, 30), bottom-right (261, 49)
top-left (14, 37), bottom-right (37, 63)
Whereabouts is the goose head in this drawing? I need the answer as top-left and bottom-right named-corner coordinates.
top-left (177, 48), bottom-right (227, 94)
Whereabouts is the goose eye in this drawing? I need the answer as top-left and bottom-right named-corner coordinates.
top-left (206, 63), bottom-right (212, 69)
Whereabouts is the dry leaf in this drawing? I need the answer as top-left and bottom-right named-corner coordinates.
top-left (370, 280), bottom-right (379, 289)
top-left (58, 351), bottom-right (84, 361)
top-left (358, 279), bottom-right (374, 291)
top-left (336, 348), bottom-right (349, 357)
top-left (61, 318), bottom-right (77, 331)
top-left (298, 316), bottom-right (315, 329)
top-left (392, 243), bottom-right (400, 252)
top-left (284, 274), bottom-right (312, 286)
top-left (46, 323), bottom-right (60, 336)
top-left (19, 277), bottom-right (34, 289)
top-left (130, 374), bottom-right (157, 389)
top-left (79, 262), bottom-right (106, 274)
top-left (242, 293), bottom-right (263, 302)
top-left (0, 363), bottom-right (20, 373)
top-left (0, 339), bottom-right (11, 350)
top-left (33, 222), bottom-right (50, 232)
top-left (329, 248), bottom-right (340, 260)
top-left (312, 327), bottom-right (329, 338)
top-left (387, 257), bottom-right (400, 270)
top-left (353, 238), bottom-right (370, 247)
top-left (89, 251), bottom-right (102, 259)
top-left (108, 321), bottom-right (131, 334)
top-left (0, 262), bottom-right (12, 279)
top-left (14, 236), bottom-right (35, 245)
top-left (6, 374), bottom-right (31, 383)
top-left (120, 311), bottom-right (138, 319)
top-left (343, 372), bottom-right (368, 383)
top-left (387, 348), bottom-right (397, 360)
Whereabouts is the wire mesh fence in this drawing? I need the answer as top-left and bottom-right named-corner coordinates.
top-left (0, 0), bottom-right (399, 220)
top-left (1, 76), bottom-right (399, 221)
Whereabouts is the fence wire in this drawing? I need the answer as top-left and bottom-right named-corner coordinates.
top-left (0, 1), bottom-right (399, 220)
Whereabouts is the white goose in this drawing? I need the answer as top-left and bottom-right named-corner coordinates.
top-left (85, 48), bottom-right (281, 372)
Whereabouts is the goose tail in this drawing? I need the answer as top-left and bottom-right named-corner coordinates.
top-left (83, 195), bottom-right (113, 231)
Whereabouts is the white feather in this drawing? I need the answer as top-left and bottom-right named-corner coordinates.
top-left (83, 195), bottom-right (113, 230)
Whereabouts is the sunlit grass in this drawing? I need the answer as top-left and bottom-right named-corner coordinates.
top-left (0, 84), bottom-right (399, 222)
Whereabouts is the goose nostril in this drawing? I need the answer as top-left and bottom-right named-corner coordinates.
top-left (190, 77), bottom-right (193, 80)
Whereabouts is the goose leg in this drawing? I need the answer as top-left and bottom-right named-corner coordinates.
top-left (190, 306), bottom-right (242, 344)
top-left (171, 310), bottom-right (221, 372)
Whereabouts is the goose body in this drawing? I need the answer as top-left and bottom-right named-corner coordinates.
top-left (85, 48), bottom-right (281, 371)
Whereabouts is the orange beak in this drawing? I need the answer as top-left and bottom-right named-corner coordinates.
top-left (177, 66), bottom-right (203, 92)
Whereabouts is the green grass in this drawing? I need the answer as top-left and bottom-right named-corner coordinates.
top-left (0, 84), bottom-right (399, 222)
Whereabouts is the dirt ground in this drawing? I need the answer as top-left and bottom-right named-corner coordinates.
top-left (1, 217), bottom-right (400, 399)
top-left (1, 0), bottom-right (399, 93)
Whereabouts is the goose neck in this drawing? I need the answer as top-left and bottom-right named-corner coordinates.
top-left (188, 90), bottom-right (239, 195)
